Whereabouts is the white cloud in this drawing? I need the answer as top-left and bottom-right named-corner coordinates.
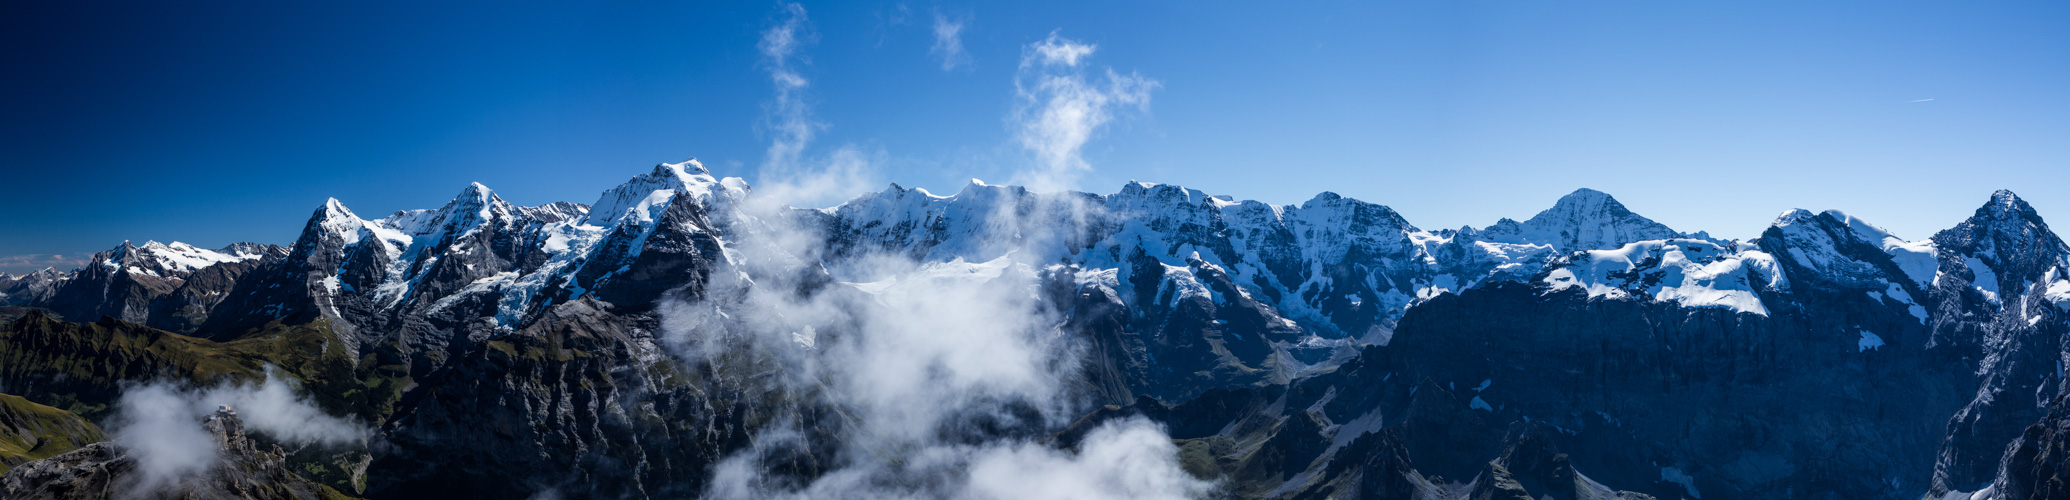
top-left (1011, 32), bottom-right (1159, 193)
top-left (109, 383), bottom-right (218, 494)
top-left (931, 12), bottom-right (971, 71)
top-left (964, 417), bottom-right (1214, 500)
top-left (1029, 33), bottom-right (1097, 68)
top-left (106, 370), bottom-right (367, 496)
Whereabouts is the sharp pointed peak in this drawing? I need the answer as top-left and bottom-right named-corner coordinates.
top-left (1971, 189), bottom-right (2039, 222)
top-left (1991, 189), bottom-right (2021, 204)
top-left (583, 157), bottom-right (722, 227)
top-left (451, 182), bottom-right (502, 202)
top-left (318, 197), bottom-right (362, 220)
top-left (1984, 189), bottom-right (2029, 214)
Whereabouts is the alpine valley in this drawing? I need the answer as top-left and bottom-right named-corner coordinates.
top-left (3, 159), bottom-right (2068, 500)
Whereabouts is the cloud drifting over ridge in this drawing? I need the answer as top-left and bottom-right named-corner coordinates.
top-left (665, 136), bottom-right (1203, 498)
top-left (667, 248), bottom-right (1212, 499)
top-left (681, 25), bottom-right (1190, 498)
top-left (1011, 32), bottom-right (1159, 193)
top-left (106, 370), bottom-right (367, 495)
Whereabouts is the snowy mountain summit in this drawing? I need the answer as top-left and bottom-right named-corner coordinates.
top-left (1474, 188), bottom-right (1684, 251)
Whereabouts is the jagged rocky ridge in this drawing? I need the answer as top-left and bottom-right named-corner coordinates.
top-left (0, 159), bottom-right (2065, 499)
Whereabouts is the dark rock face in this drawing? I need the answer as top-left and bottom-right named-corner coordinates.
top-left (0, 413), bottom-right (332, 500)
top-left (362, 299), bottom-right (807, 499)
top-left (1990, 393), bottom-right (2070, 500)
top-left (1464, 428), bottom-right (1655, 500)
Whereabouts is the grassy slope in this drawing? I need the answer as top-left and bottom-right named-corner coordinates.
top-left (0, 309), bottom-right (405, 422)
top-left (0, 393), bottom-right (107, 475)
top-left (0, 308), bottom-right (407, 494)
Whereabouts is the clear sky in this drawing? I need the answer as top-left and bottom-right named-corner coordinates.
top-left (4, 1), bottom-right (2066, 274)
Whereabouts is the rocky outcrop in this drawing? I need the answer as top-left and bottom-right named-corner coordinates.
top-left (362, 296), bottom-right (838, 499)
top-left (1976, 393), bottom-right (2070, 500)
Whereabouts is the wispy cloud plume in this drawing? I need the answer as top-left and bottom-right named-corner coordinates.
top-left (758, 2), bottom-right (818, 174)
top-left (930, 12), bottom-right (971, 71)
top-left (751, 3), bottom-right (880, 209)
top-left (1011, 32), bottom-right (1159, 193)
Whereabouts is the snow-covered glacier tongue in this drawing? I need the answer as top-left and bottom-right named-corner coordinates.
top-left (9, 160), bottom-right (2070, 500)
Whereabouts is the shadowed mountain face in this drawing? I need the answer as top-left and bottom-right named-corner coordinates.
top-left (2, 162), bottom-right (2067, 500)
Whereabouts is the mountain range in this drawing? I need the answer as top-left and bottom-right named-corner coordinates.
top-left (2, 159), bottom-right (2067, 500)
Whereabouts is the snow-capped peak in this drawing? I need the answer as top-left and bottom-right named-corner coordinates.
top-left (364, 183), bottom-right (514, 247)
top-left (322, 197), bottom-right (355, 217)
top-left (1988, 189), bottom-right (2022, 213)
top-left (1478, 188), bottom-right (1680, 252)
top-left (93, 239), bottom-right (269, 275)
top-left (1934, 189), bottom-right (2070, 306)
top-left (583, 159), bottom-right (721, 227)
top-left (312, 197), bottom-right (374, 247)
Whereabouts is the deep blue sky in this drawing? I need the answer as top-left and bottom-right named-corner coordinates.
top-left (4, 1), bottom-right (2067, 273)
